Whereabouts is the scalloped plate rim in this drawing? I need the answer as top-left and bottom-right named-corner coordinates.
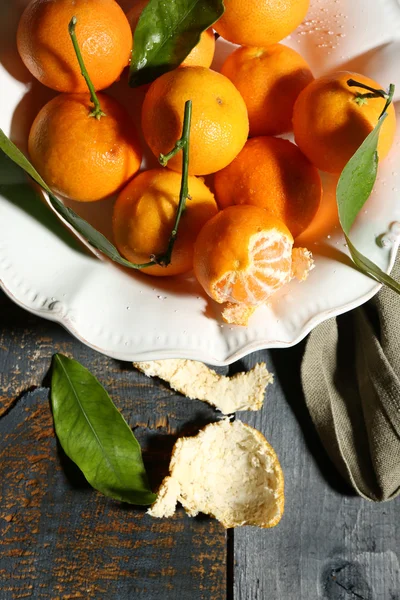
top-left (1, 237), bottom-right (398, 366)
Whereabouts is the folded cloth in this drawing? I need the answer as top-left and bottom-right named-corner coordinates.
top-left (301, 253), bottom-right (400, 501)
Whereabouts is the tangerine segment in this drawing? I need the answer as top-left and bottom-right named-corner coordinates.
top-left (212, 230), bottom-right (293, 306)
top-left (28, 93), bottom-right (142, 202)
top-left (194, 205), bottom-right (314, 325)
top-left (214, 0), bottom-right (309, 47)
top-left (221, 44), bottom-right (314, 137)
top-left (113, 169), bottom-right (218, 276)
top-left (293, 71), bottom-right (397, 174)
top-left (128, 1), bottom-right (215, 69)
top-left (141, 66), bottom-right (249, 176)
top-left (214, 137), bottom-right (322, 239)
top-left (17, 0), bottom-right (132, 93)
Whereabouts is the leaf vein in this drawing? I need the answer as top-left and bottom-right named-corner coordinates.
top-left (55, 356), bottom-right (125, 487)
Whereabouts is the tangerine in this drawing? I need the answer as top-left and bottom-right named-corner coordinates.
top-left (180, 29), bottom-right (215, 69)
top-left (293, 71), bottom-right (397, 174)
top-left (214, 137), bottom-right (322, 239)
top-left (17, 0), bottom-right (132, 92)
top-left (214, 0), bottom-right (309, 47)
top-left (221, 44), bottom-right (314, 137)
top-left (113, 169), bottom-right (218, 276)
top-left (141, 66), bottom-right (249, 176)
top-left (193, 205), bottom-right (313, 325)
top-left (127, 0), bottom-right (215, 68)
top-left (28, 93), bottom-right (142, 202)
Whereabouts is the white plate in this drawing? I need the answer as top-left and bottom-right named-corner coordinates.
top-left (1, 0), bottom-right (400, 365)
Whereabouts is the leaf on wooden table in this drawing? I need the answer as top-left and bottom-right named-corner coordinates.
top-left (129, 0), bottom-right (225, 87)
top-left (51, 354), bottom-right (157, 505)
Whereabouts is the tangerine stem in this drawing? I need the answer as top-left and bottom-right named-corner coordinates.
top-left (379, 83), bottom-right (395, 120)
top-left (154, 100), bottom-right (192, 267)
top-left (68, 16), bottom-right (106, 120)
top-left (347, 78), bottom-right (388, 102)
top-left (159, 140), bottom-right (185, 166)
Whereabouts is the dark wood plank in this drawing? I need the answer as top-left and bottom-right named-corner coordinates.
top-left (0, 291), bottom-right (227, 600)
top-left (233, 346), bottom-right (400, 600)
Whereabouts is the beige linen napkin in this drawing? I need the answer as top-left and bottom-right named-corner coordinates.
top-left (301, 253), bottom-right (400, 501)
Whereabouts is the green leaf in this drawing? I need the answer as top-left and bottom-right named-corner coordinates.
top-left (337, 115), bottom-right (386, 235)
top-left (0, 130), bottom-right (152, 269)
top-left (336, 84), bottom-right (400, 295)
top-left (0, 130), bottom-right (52, 193)
top-left (51, 354), bottom-right (157, 506)
top-left (346, 236), bottom-right (400, 294)
top-left (129, 0), bottom-right (225, 87)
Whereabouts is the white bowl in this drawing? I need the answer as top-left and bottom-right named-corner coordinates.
top-left (1, 0), bottom-right (400, 365)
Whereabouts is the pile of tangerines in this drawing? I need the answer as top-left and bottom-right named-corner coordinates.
top-left (17, 0), bottom-right (396, 325)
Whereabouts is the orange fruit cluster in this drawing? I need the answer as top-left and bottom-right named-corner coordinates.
top-left (17, 0), bottom-right (397, 326)
top-left (19, 0), bottom-right (142, 204)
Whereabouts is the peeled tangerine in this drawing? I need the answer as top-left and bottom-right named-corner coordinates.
top-left (193, 205), bottom-right (314, 326)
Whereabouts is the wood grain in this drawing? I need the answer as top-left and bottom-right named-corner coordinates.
top-left (0, 291), bottom-right (227, 600)
top-left (1, 290), bottom-right (400, 600)
top-left (233, 346), bottom-right (400, 600)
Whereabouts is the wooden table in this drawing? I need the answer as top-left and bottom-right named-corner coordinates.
top-left (1, 290), bottom-right (399, 599)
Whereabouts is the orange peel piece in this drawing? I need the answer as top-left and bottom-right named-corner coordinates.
top-left (148, 419), bottom-right (285, 528)
top-left (133, 359), bottom-right (273, 414)
top-left (291, 247), bottom-right (315, 281)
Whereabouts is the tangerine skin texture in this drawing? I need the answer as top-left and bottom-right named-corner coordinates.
top-left (214, 137), bottom-right (322, 239)
top-left (293, 71), bottom-right (397, 174)
top-left (141, 67), bottom-right (249, 176)
top-left (221, 44), bottom-right (314, 137)
top-left (181, 30), bottom-right (215, 68)
top-left (214, 0), bottom-right (310, 47)
top-left (17, 0), bottom-right (132, 92)
top-left (193, 205), bottom-right (293, 306)
top-left (127, 0), bottom-right (215, 68)
top-left (113, 169), bottom-right (218, 276)
top-left (28, 93), bottom-right (142, 202)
